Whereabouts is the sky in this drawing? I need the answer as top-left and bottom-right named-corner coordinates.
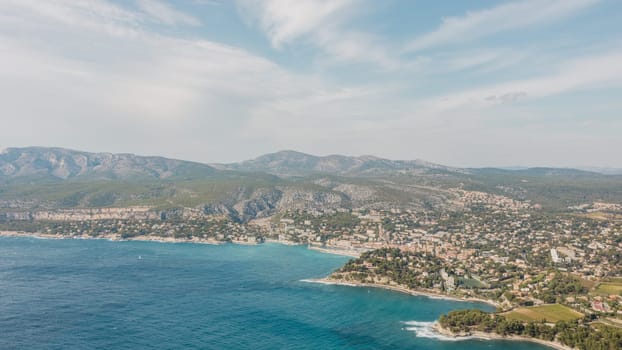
top-left (0, 0), bottom-right (621, 167)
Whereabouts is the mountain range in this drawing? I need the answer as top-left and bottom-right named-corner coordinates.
top-left (1, 147), bottom-right (621, 221)
top-left (211, 150), bottom-right (457, 177)
top-left (0, 147), bottom-right (216, 180)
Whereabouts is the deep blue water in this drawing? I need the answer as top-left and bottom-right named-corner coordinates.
top-left (0, 237), bottom-right (550, 350)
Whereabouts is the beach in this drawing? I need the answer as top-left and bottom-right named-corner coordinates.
top-left (0, 230), bottom-right (225, 245)
top-left (0, 231), bottom-right (356, 254)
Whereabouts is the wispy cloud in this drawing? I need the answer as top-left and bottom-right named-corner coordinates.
top-left (425, 51), bottom-right (622, 111)
top-left (0, 0), bottom-right (391, 161)
top-left (236, 0), bottom-right (400, 69)
top-left (0, 0), bottom-right (620, 166)
top-left (137, 0), bottom-right (201, 26)
top-left (236, 0), bottom-right (355, 48)
top-left (0, 0), bottom-right (143, 37)
top-left (405, 0), bottom-right (599, 52)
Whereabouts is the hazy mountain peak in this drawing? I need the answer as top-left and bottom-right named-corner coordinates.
top-left (217, 150), bottom-right (452, 176)
top-left (0, 146), bottom-right (215, 180)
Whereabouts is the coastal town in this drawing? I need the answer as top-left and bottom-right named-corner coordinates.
top-left (2, 188), bottom-right (622, 349)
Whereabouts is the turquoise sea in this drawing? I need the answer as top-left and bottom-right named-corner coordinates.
top-left (0, 237), bottom-right (550, 349)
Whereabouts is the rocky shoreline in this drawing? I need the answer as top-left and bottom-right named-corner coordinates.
top-left (307, 278), bottom-right (574, 350)
top-left (304, 277), bottom-right (499, 307)
top-left (433, 323), bottom-right (574, 350)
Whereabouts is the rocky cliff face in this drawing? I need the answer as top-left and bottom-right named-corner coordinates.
top-left (0, 187), bottom-right (350, 223)
top-left (0, 207), bottom-right (157, 221)
top-left (202, 187), bottom-right (348, 222)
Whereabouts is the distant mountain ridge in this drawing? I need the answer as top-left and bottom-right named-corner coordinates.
top-left (577, 167), bottom-right (622, 175)
top-left (213, 150), bottom-right (458, 176)
top-left (0, 147), bottom-right (215, 180)
top-left (0, 147), bottom-right (609, 180)
top-left (1, 147), bottom-right (621, 220)
top-left (470, 166), bottom-right (601, 178)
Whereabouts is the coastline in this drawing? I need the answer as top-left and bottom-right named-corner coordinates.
top-left (303, 277), bottom-right (499, 308)
top-left (0, 231), bottom-right (358, 256)
top-left (0, 230), bottom-right (233, 245)
top-left (2, 230), bottom-right (574, 350)
top-left (0, 231), bottom-right (495, 307)
top-left (433, 323), bottom-right (574, 350)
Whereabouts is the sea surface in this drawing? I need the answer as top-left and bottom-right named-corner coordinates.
top-left (0, 237), bottom-right (550, 349)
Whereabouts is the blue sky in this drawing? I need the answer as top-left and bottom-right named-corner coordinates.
top-left (0, 0), bottom-right (620, 167)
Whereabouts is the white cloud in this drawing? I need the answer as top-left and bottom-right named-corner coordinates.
top-left (0, 0), bottom-right (143, 38)
top-left (441, 49), bottom-right (525, 72)
top-left (137, 0), bottom-right (201, 26)
top-left (0, 0), bottom-right (397, 162)
top-left (236, 0), bottom-right (355, 47)
top-left (426, 51), bottom-right (622, 112)
top-left (405, 0), bottom-right (599, 52)
top-left (236, 0), bottom-right (400, 69)
top-left (0, 0), bottom-right (620, 167)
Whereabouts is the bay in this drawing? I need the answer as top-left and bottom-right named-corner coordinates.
top-left (0, 237), bottom-right (550, 349)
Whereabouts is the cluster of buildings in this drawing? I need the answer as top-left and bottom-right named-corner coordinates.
top-left (2, 189), bottom-right (621, 314)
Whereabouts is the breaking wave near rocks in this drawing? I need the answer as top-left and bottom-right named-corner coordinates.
top-left (402, 321), bottom-right (470, 341)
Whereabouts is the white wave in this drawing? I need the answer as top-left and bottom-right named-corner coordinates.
top-left (30, 235), bottom-right (68, 240)
top-left (28, 235), bottom-right (52, 240)
top-left (299, 279), bottom-right (320, 283)
top-left (299, 279), bottom-right (358, 286)
top-left (402, 321), bottom-right (473, 341)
